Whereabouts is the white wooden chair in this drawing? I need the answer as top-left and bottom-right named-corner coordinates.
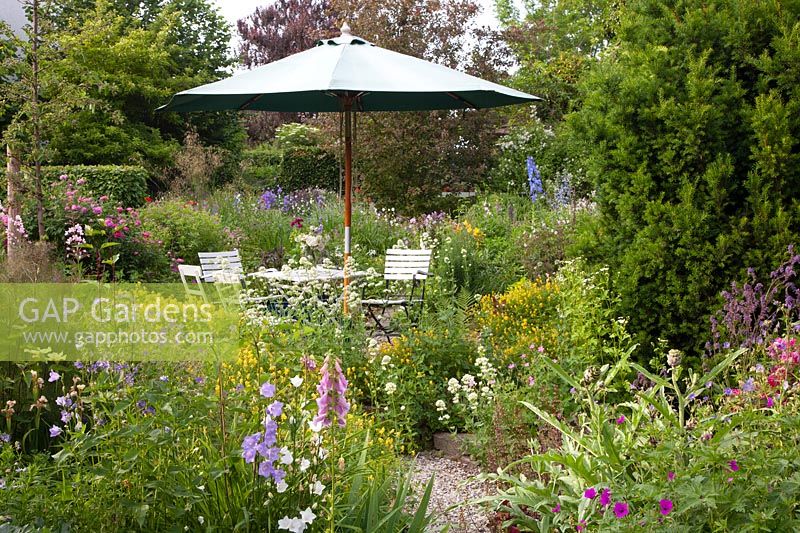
top-left (198, 250), bottom-right (245, 284)
top-left (362, 248), bottom-right (432, 341)
top-left (178, 264), bottom-right (208, 303)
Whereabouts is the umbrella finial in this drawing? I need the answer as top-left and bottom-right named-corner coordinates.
top-left (340, 21), bottom-right (352, 37)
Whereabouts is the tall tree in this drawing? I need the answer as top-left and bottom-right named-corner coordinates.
top-left (3, 0), bottom-right (243, 190)
top-left (236, 0), bottom-right (337, 141)
top-left (321, 0), bottom-right (514, 213)
top-left (495, 0), bottom-right (622, 125)
top-left (2, 1), bottom-right (91, 239)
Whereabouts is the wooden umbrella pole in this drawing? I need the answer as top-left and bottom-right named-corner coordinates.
top-left (342, 100), bottom-right (353, 314)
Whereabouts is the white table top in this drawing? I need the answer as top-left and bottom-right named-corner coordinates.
top-left (248, 265), bottom-right (368, 283)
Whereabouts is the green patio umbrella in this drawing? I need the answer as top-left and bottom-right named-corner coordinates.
top-left (160, 23), bottom-right (540, 310)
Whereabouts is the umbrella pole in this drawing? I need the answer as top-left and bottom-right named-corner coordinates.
top-left (342, 102), bottom-right (353, 314)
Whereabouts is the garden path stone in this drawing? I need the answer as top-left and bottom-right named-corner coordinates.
top-left (409, 451), bottom-right (495, 532)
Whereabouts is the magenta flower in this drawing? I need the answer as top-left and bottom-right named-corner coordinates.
top-left (659, 499), bottom-right (673, 516)
top-left (729, 460), bottom-right (739, 472)
top-left (600, 488), bottom-right (611, 507)
top-left (613, 502), bottom-right (629, 518)
top-left (584, 487), bottom-right (597, 499)
top-left (552, 503), bottom-right (561, 513)
top-left (667, 471), bottom-right (675, 481)
top-left (616, 415), bottom-right (625, 424)
top-left (766, 396), bottom-right (775, 408)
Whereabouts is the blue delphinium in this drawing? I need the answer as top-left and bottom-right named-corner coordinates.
top-left (526, 156), bottom-right (543, 201)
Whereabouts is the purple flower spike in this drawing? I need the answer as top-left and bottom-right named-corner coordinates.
top-left (313, 355), bottom-right (350, 428)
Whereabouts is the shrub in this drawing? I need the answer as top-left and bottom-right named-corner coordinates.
top-left (40, 165), bottom-right (148, 208)
top-left (569, 0), bottom-right (800, 359)
top-left (140, 200), bottom-right (230, 268)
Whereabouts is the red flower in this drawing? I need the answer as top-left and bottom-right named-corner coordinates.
top-left (144, 196), bottom-right (153, 203)
top-left (291, 217), bottom-right (304, 229)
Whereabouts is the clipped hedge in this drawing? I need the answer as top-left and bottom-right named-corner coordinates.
top-left (240, 144), bottom-right (282, 189)
top-left (42, 165), bottom-right (148, 207)
top-left (280, 147), bottom-right (339, 192)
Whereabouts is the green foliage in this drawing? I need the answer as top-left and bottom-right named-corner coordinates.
top-left (41, 165), bottom-right (148, 207)
top-left (140, 199), bottom-right (230, 265)
top-left (496, 0), bottom-right (622, 124)
top-left (477, 340), bottom-right (800, 531)
top-left (2, 0), bottom-right (244, 183)
top-left (240, 124), bottom-right (339, 192)
top-left (354, 303), bottom-right (478, 446)
top-left (567, 0), bottom-right (800, 357)
top-left (280, 147), bottom-right (339, 192)
top-left (239, 143), bottom-right (283, 189)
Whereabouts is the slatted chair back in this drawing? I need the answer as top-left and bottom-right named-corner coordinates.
top-left (383, 248), bottom-right (432, 281)
top-left (198, 250), bottom-right (244, 283)
top-left (178, 264), bottom-right (208, 303)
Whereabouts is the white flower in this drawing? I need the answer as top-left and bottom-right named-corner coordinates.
top-left (447, 378), bottom-right (460, 394)
top-left (308, 420), bottom-right (323, 433)
top-left (461, 374), bottom-right (476, 388)
top-left (278, 516), bottom-right (293, 530)
top-left (318, 447), bottom-right (328, 460)
top-left (280, 447), bottom-right (294, 465)
top-left (276, 480), bottom-right (288, 493)
top-left (198, 516), bottom-right (205, 525)
top-left (300, 507), bottom-right (316, 524)
top-left (290, 375), bottom-right (303, 388)
top-left (300, 458), bottom-right (311, 472)
top-left (381, 355), bottom-right (392, 367)
top-left (312, 480), bottom-right (325, 495)
top-left (384, 382), bottom-right (397, 395)
top-left (435, 399), bottom-right (447, 411)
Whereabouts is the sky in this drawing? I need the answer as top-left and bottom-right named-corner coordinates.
top-left (211, 0), bottom-right (506, 37)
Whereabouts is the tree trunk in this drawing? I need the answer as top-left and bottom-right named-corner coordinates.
top-left (6, 145), bottom-right (22, 258)
top-left (31, 0), bottom-right (46, 240)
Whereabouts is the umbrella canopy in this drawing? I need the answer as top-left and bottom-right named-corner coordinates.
top-left (160, 24), bottom-right (539, 113)
top-left (160, 23), bottom-right (540, 312)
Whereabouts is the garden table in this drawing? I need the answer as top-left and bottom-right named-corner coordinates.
top-left (248, 265), bottom-right (368, 284)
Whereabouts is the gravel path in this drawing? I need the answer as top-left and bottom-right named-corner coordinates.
top-left (409, 451), bottom-right (496, 532)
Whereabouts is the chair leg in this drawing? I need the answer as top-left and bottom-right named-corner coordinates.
top-left (365, 304), bottom-right (393, 343)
